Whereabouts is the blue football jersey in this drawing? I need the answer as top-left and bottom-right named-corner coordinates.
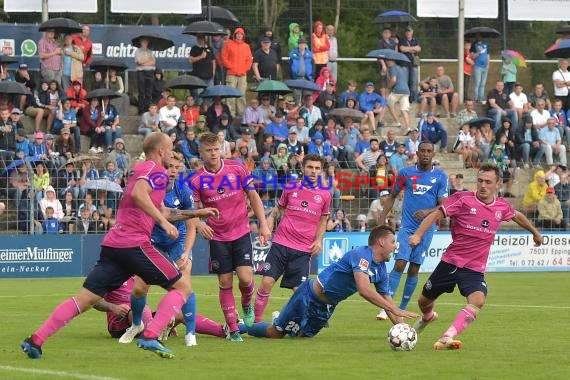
top-left (151, 180), bottom-right (194, 246)
top-left (395, 165), bottom-right (448, 232)
top-left (317, 246), bottom-right (389, 305)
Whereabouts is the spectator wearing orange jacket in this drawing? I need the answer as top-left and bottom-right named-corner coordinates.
top-left (312, 21), bottom-right (330, 79)
top-left (221, 27), bottom-right (253, 117)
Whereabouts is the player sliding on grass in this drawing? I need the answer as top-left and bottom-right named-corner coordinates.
top-left (410, 163), bottom-right (542, 350)
top-left (245, 226), bottom-right (417, 339)
top-left (21, 133), bottom-right (218, 359)
top-left (191, 132), bottom-right (271, 342)
top-left (253, 154), bottom-right (331, 323)
top-left (376, 141), bottom-right (448, 320)
top-left (118, 153), bottom-right (213, 347)
top-left (94, 277), bottom-right (231, 340)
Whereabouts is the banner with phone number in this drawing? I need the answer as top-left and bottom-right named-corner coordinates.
top-left (319, 232), bottom-right (570, 274)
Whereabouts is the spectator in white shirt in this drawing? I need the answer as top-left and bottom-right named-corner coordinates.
top-left (509, 83), bottom-right (529, 129)
top-left (530, 99), bottom-right (550, 129)
top-left (158, 95), bottom-right (181, 130)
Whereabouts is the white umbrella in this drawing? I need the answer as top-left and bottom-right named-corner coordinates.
top-left (84, 179), bottom-right (124, 193)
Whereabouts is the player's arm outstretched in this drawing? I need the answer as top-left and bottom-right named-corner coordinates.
top-left (354, 272), bottom-right (418, 319)
top-left (511, 211), bottom-right (543, 246)
top-left (378, 190), bottom-right (400, 225)
top-left (163, 207), bottom-right (219, 222)
top-left (93, 299), bottom-right (130, 318)
top-left (413, 198), bottom-right (445, 221)
top-left (409, 208), bottom-right (445, 246)
top-left (246, 188), bottom-right (271, 245)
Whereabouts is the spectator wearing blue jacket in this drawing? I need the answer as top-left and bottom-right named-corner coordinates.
top-left (419, 112), bottom-right (448, 153)
top-left (41, 206), bottom-right (64, 234)
top-left (29, 131), bottom-right (48, 159)
top-left (289, 37), bottom-right (314, 81)
top-left (264, 110), bottom-right (289, 143)
top-left (308, 131), bottom-right (333, 162)
top-left (358, 82), bottom-right (386, 132)
top-left (15, 129), bottom-right (30, 155)
top-left (179, 128), bottom-right (200, 169)
top-left (338, 80), bottom-right (359, 108)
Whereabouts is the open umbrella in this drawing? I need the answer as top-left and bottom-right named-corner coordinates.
top-left (1, 156), bottom-right (42, 176)
top-left (501, 50), bottom-right (527, 68)
top-left (38, 18), bottom-right (82, 34)
top-left (545, 39), bottom-right (570, 58)
top-left (131, 33), bottom-right (174, 51)
top-left (165, 75), bottom-right (208, 90)
top-left (200, 85), bottom-right (243, 99)
top-left (373, 10), bottom-right (417, 24)
top-left (328, 108), bottom-right (366, 120)
top-left (84, 179), bottom-right (124, 193)
top-left (185, 6), bottom-right (240, 28)
top-left (183, 21), bottom-right (226, 36)
top-left (58, 155), bottom-right (101, 171)
top-left (90, 58), bottom-right (128, 73)
top-left (464, 27), bottom-right (501, 39)
top-left (0, 81), bottom-right (31, 95)
top-left (555, 25), bottom-right (570, 35)
top-left (253, 80), bottom-right (291, 95)
top-left (366, 49), bottom-right (410, 64)
top-left (285, 79), bottom-right (322, 92)
top-left (468, 117), bottom-right (495, 128)
top-left (85, 88), bottom-right (122, 100)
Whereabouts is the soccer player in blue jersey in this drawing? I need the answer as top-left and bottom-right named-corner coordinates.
top-left (376, 141), bottom-right (448, 320)
top-left (245, 226), bottom-right (417, 339)
top-left (119, 153), bottom-right (201, 347)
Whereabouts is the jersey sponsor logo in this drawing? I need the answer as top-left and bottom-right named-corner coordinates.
top-left (301, 200), bottom-right (309, 208)
top-left (412, 184), bottom-right (433, 195)
top-left (217, 187), bottom-right (225, 194)
top-left (358, 258), bottom-right (369, 271)
top-left (495, 211), bottom-right (502, 220)
top-left (481, 220), bottom-right (490, 228)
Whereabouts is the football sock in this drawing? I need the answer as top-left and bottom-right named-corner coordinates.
top-left (247, 322), bottom-right (271, 338)
top-left (219, 286), bottom-right (238, 332)
top-left (254, 288), bottom-right (271, 323)
top-left (182, 293), bottom-right (197, 335)
top-left (195, 314), bottom-right (224, 337)
top-left (130, 294), bottom-right (147, 326)
top-left (239, 280), bottom-right (255, 307)
top-left (400, 275), bottom-right (419, 310)
top-left (143, 290), bottom-right (185, 339)
top-left (443, 304), bottom-right (480, 339)
top-left (388, 270), bottom-right (403, 298)
top-left (33, 297), bottom-right (81, 346)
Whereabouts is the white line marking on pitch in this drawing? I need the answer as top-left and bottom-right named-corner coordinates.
top-left (0, 365), bottom-right (122, 380)
top-left (1, 292), bottom-right (568, 310)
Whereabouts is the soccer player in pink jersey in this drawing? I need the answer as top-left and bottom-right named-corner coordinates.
top-left (191, 132), bottom-right (271, 342)
top-left (253, 154), bottom-right (331, 322)
top-left (409, 163), bottom-right (542, 350)
top-left (21, 133), bottom-right (218, 359)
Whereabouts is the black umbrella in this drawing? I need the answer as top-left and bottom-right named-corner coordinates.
top-left (366, 49), bottom-right (411, 64)
top-left (90, 58), bottom-right (128, 72)
top-left (545, 39), bottom-right (570, 58)
top-left (0, 56), bottom-right (19, 65)
top-left (555, 25), bottom-right (570, 35)
top-left (464, 27), bottom-right (501, 39)
top-left (38, 18), bottom-right (82, 34)
top-left (373, 10), bottom-right (417, 24)
top-left (468, 117), bottom-right (495, 128)
top-left (0, 81), bottom-right (31, 95)
top-left (165, 75), bottom-right (208, 90)
top-left (185, 6), bottom-right (240, 28)
top-left (183, 21), bottom-right (226, 36)
top-left (285, 79), bottom-right (322, 92)
top-left (131, 33), bottom-right (174, 51)
top-left (200, 85), bottom-right (243, 99)
top-left (85, 88), bottom-right (122, 100)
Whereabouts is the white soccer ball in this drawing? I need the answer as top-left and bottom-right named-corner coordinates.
top-left (387, 323), bottom-right (418, 351)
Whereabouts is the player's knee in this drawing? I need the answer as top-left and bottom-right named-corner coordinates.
top-left (260, 276), bottom-right (276, 291)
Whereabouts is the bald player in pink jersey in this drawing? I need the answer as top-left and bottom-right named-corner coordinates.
top-left (409, 163), bottom-right (542, 350)
top-left (21, 132), bottom-right (218, 359)
top-left (192, 132), bottom-right (271, 342)
top-left (254, 154), bottom-right (331, 322)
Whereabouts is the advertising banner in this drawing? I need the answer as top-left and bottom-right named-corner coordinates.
top-left (417, 0), bottom-right (499, 18)
top-left (318, 232), bottom-right (570, 274)
top-left (4, 0), bottom-right (98, 13)
top-left (0, 235), bottom-right (82, 278)
top-left (110, 0), bottom-right (201, 14)
top-left (508, 0), bottom-right (570, 21)
top-left (0, 24), bottom-right (196, 71)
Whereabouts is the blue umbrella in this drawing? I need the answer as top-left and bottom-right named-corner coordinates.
top-left (1, 156), bottom-right (42, 176)
top-left (200, 85), bottom-right (243, 99)
top-left (285, 79), bottom-right (322, 92)
top-left (366, 49), bottom-right (410, 64)
top-left (373, 10), bottom-right (417, 24)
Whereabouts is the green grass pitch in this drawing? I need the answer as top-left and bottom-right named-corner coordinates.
top-left (1, 273), bottom-right (569, 380)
